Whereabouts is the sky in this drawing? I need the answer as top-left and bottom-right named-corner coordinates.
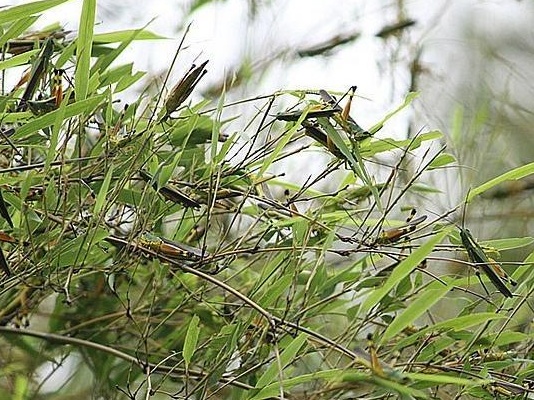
top-left (6, 0), bottom-right (534, 201)
top-left (8, 0), bottom-right (533, 126)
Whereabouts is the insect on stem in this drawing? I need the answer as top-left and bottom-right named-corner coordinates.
top-left (16, 38), bottom-right (54, 111)
top-left (137, 233), bottom-right (207, 262)
top-left (459, 227), bottom-right (514, 298)
top-left (374, 210), bottom-right (427, 246)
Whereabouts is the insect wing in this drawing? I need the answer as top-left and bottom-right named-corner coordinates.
top-left (319, 90), bottom-right (343, 114)
top-left (459, 228), bottom-right (513, 298)
top-left (159, 236), bottom-right (206, 261)
top-left (139, 170), bottom-right (201, 209)
top-left (0, 247), bottom-right (11, 276)
top-left (376, 215), bottom-right (427, 244)
top-left (163, 60), bottom-right (208, 120)
top-left (275, 108), bottom-right (338, 122)
top-left (17, 38), bottom-right (54, 111)
top-left (488, 258), bottom-right (517, 287)
top-left (0, 190), bottom-right (13, 228)
top-left (319, 89), bottom-right (370, 139)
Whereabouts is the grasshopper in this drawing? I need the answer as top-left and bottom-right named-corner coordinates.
top-left (139, 170), bottom-right (201, 209)
top-left (374, 209), bottom-right (427, 245)
top-left (275, 107), bottom-right (339, 122)
top-left (318, 87), bottom-right (371, 140)
top-left (459, 227), bottom-right (516, 298)
top-left (0, 189), bottom-right (13, 228)
top-left (137, 232), bottom-right (208, 262)
top-left (160, 60), bottom-right (209, 122)
top-left (276, 87), bottom-right (371, 159)
top-left (16, 38), bottom-right (54, 112)
top-left (276, 87), bottom-right (370, 139)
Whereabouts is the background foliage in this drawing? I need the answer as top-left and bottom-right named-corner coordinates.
top-left (0, 1), bottom-right (533, 399)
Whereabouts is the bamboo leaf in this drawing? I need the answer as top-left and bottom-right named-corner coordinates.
top-left (482, 237), bottom-right (534, 251)
top-left (406, 372), bottom-right (486, 386)
top-left (368, 91), bottom-right (419, 133)
top-left (360, 228), bottom-right (451, 316)
top-left (250, 369), bottom-right (345, 400)
top-left (93, 29), bottom-right (167, 43)
top-left (94, 165), bottom-right (114, 215)
top-left (427, 153), bottom-right (457, 170)
top-left (76, 0), bottom-right (96, 101)
top-left (183, 315), bottom-right (200, 368)
top-left (255, 333), bottom-right (307, 388)
top-left (12, 95), bottom-right (105, 140)
top-left (0, 16), bottom-right (38, 48)
top-left (394, 312), bottom-right (505, 350)
top-left (468, 161), bottom-right (534, 202)
top-left (0, 0), bottom-right (69, 23)
top-left (382, 280), bottom-right (452, 343)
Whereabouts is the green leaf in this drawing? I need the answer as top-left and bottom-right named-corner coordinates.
top-left (115, 71), bottom-right (145, 93)
top-left (255, 333), bottom-right (307, 388)
top-left (374, 377), bottom-right (427, 398)
top-left (94, 164), bottom-right (114, 215)
top-left (0, 15), bottom-right (38, 49)
top-left (317, 117), bottom-right (367, 182)
top-left (362, 130), bottom-right (442, 158)
top-left (427, 153), bottom-right (456, 170)
top-left (13, 95), bottom-right (105, 140)
top-left (406, 372), bottom-right (485, 386)
top-left (394, 313), bottom-right (505, 351)
top-left (91, 26), bottom-right (153, 74)
top-left (183, 315), bottom-right (200, 368)
top-left (488, 331), bottom-right (528, 347)
top-left (368, 91), bottom-right (419, 133)
top-left (468, 161), bottom-right (534, 202)
top-left (482, 237), bottom-right (534, 251)
top-left (0, 49), bottom-right (38, 71)
top-left (382, 280), bottom-right (452, 343)
top-left (76, 0), bottom-right (96, 101)
top-left (99, 63), bottom-right (133, 87)
top-left (93, 29), bottom-right (167, 43)
top-left (258, 112), bottom-right (307, 177)
top-left (45, 88), bottom-right (70, 170)
top-left (360, 228), bottom-right (451, 316)
top-left (0, 0), bottom-right (69, 23)
top-left (257, 274), bottom-right (292, 308)
top-left (250, 369), bottom-right (344, 400)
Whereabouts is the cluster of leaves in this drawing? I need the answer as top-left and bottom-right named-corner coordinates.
top-left (0, 1), bottom-right (533, 399)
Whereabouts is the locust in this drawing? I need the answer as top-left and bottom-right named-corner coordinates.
top-left (459, 227), bottom-right (516, 298)
top-left (275, 107), bottom-right (339, 122)
top-left (0, 189), bottom-right (13, 228)
top-left (139, 170), bottom-right (201, 209)
top-left (16, 38), bottom-right (54, 112)
top-left (137, 232), bottom-right (208, 262)
top-left (276, 87), bottom-right (371, 159)
top-left (160, 60), bottom-right (209, 122)
top-left (374, 210), bottom-right (427, 245)
top-left (318, 87), bottom-right (371, 140)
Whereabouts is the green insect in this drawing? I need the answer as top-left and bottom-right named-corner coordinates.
top-left (139, 170), bottom-right (201, 209)
top-left (276, 87), bottom-right (371, 158)
top-left (16, 38), bottom-right (55, 112)
top-left (275, 107), bottom-right (339, 122)
top-left (318, 87), bottom-right (371, 140)
top-left (459, 227), bottom-right (516, 298)
top-left (160, 60), bottom-right (209, 122)
top-left (137, 233), bottom-right (207, 261)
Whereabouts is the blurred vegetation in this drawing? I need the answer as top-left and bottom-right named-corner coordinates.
top-left (0, 1), bottom-right (533, 399)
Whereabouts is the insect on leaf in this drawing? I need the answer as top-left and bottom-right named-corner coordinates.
top-left (162, 60), bottom-right (209, 121)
